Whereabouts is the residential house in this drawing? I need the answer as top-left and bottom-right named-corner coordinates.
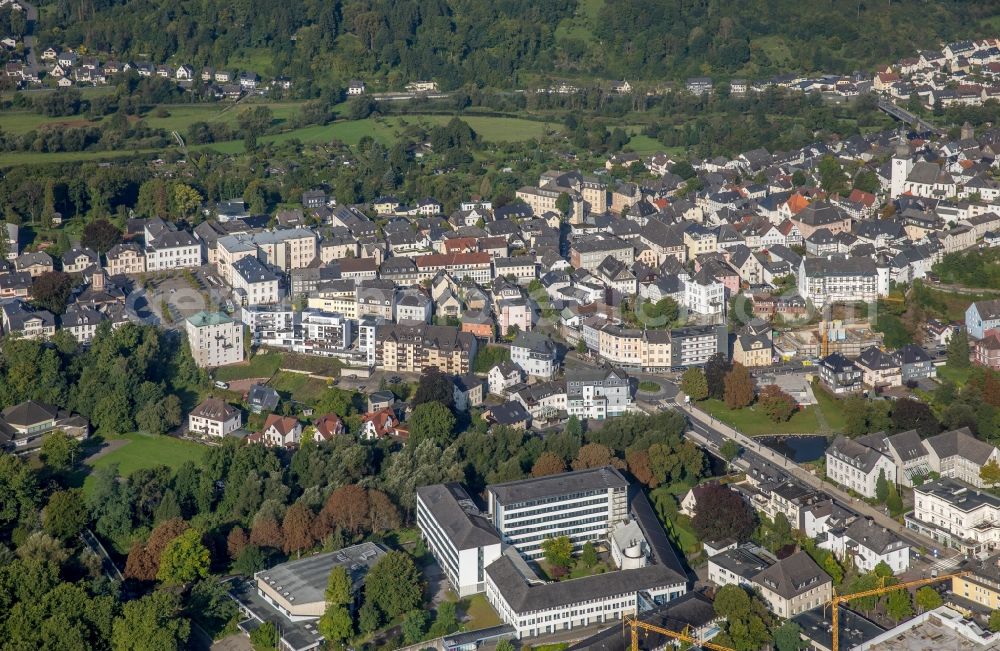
top-left (825, 434), bottom-right (897, 498)
top-left (751, 551), bottom-right (832, 619)
top-left (1, 301), bottom-right (56, 339)
top-left (14, 251), bottom-right (53, 277)
top-left (188, 398), bottom-right (242, 438)
top-left (247, 384), bottom-right (280, 415)
top-left (510, 332), bottom-right (557, 379)
top-left (818, 352), bottom-right (863, 394)
top-left (856, 346), bottom-right (902, 389)
top-left (488, 361), bottom-right (523, 397)
top-left (249, 414), bottom-right (302, 448)
top-left (360, 408), bottom-right (405, 440)
top-left (821, 517), bottom-right (910, 574)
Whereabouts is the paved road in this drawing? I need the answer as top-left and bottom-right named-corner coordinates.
top-left (676, 399), bottom-right (957, 557)
top-left (20, 0), bottom-right (39, 77)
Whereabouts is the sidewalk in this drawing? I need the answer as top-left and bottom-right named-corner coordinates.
top-left (681, 402), bottom-right (954, 556)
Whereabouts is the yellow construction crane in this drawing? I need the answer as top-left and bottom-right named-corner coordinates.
top-left (624, 613), bottom-right (735, 651)
top-left (829, 570), bottom-right (970, 651)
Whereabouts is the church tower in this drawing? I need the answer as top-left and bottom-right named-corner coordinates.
top-left (890, 130), bottom-right (913, 199)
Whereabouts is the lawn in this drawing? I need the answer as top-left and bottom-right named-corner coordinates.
top-left (83, 432), bottom-right (208, 493)
top-left (936, 363), bottom-right (973, 387)
top-left (269, 371), bottom-right (329, 405)
top-left (460, 593), bottom-right (502, 629)
top-left (215, 351), bottom-right (284, 381)
top-left (260, 115), bottom-right (556, 147)
top-left (812, 385), bottom-right (847, 432)
top-left (699, 398), bottom-right (823, 435)
top-left (0, 109), bottom-right (555, 166)
top-left (638, 380), bottom-right (661, 392)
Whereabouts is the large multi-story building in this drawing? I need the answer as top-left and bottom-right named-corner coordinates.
top-left (415, 482), bottom-right (502, 598)
top-left (414, 252), bottom-right (493, 284)
top-left (185, 311), bottom-right (244, 368)
top-left (565, 366), bottom-right (633, 420)
top-left (907, 477), bottom-right (1000, 555)
top-left (487, 467), bottom-right (629, 558)
top-left (242, 306), bottom-right (357, 360)
top-left (569, 237), bottom-right (634, 272)
top-left (231, 256), bottom-right (282, 306)
top-left (797, 255), bottom-right (886, 308)
top-left (418, 468), bottom-right (688, 640)
top-left (375, 323), bottom-right (476, 374)
top-left (669, 324), bottom-right (728, 368)
top-left (145, 229), bottom-right (202, 271)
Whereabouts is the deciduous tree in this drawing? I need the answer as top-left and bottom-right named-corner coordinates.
top-left (316, 484), bottom-right (369, 537)
top-left (157, 528), bottom-right (210, 585)
top-left (81, 218), bottom-right (122, 254)
top-left (981, 459), bottom-right (1000, 487)
top-left (758, 384), bottom-right (796, 422)
top-left (281, 503), bottom-right (315, 554)
top-left (704, 353), bottom-right (731, 400)
top-left (541, 535), bottom-right (573, 570)
top-left (111, 590), bottom-right (190, 651)
top-left (43, 488), bottom-right (88, 540)
top-left (572, 443), bottom-right (622, 470)
top-left (723, 362), bottom-right (754, 409)
top-left (531, 452), bottom-right (566, 477)
top-left (915, 586), bottom-right (943, 612)
top-left (691, 484), bottom-right (758, 543)
top-left (680, 367), bottom-right (709, 401)
top-left (226, 526), bottom-right (248, 561)
top-left (409, 401), bottom-right (457, 447)
top-left (364, 551), bottom-right (422, 620)
top-left (32, 271), bottom-right (74, 314)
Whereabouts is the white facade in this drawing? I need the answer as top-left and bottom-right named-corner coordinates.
top-left (486, 468), bottom-right (629, 559)
top-left (820, 520), bottom-right (910, 574)
top-left (825, 447), bottom-right (896, 499)
top-left (188, 400), bottom-right (242, 438)
top-left (185, 311), bottom-right (244, 368)
top-left (485, 571), bottom-right (683, 640)
top-left (415, 484), bottom-right (502, 598)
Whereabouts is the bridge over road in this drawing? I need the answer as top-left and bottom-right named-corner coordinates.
top-left (877, 99), bottom-right (943, 136)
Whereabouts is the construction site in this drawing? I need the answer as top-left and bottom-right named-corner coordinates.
top-left (775, 319), bottom-right (885, 359)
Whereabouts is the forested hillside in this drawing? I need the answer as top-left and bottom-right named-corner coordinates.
top-left (36, 0), bottom-right (1000, 92)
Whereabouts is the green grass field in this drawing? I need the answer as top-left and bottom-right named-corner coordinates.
top-left (812, 385), bottom-right (847, 431)
top-left (700, 398), bottom-right (824, 435)
top-left (83, 432), bottom-right (208, 493)
top-left (0, 109), bottom-right (557, 166)
top-left (215, 351), bottom-right (284, 381)
top-left (269, 371), bottom-right (329, 405)
top-left (460, 594), bottom-right (502, 629)
top-left (555, 0), bottom-right (603, 43)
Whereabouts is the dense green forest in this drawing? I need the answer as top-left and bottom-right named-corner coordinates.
top-left (39, 0), bottom-right (1000, 93)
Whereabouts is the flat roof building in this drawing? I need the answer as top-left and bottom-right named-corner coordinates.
top-left (230, 542), bottom-right (386, 651)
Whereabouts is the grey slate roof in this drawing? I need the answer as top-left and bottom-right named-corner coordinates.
top-left (488, 466), bottom-right (628, 506)
top-left (886, 430), bottom-right (927, 462)
top-left (415, 482), bottom-right (501, 549)
top-left (752, 550), bottom-right (830, 599)
top-left (925, 427), bottom-right (996, 466)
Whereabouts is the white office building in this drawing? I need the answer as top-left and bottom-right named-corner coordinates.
top-left (417, 468), bottom-right (688, 640)
top-left (415, 483), bottom-right (502, 597)
top-left (487, 467), bottom-right (629, 558)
